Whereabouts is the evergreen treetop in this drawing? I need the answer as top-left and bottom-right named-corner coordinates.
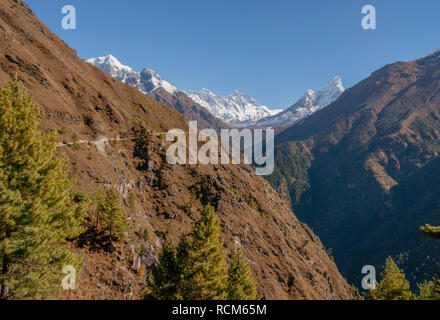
top-left (94, 187), bottom-right (127, 242)
top-left (178, 205), bottom-right (228, 300)
top-left (227, 248), bottom-right (258, 300)
top-left (0, 78), bottom-right (87, 299)
top-left (367, 257), bottom-right (412, 300)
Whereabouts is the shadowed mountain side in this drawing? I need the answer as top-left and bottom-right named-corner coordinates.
top-left (268, 51), bottom-right (440, 286)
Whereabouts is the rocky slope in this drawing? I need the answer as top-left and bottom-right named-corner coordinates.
top-left (256, 77), bottom-right (345, 128)
top-left (87, 55), bottom-right (229, 132)
top-left (269, 50), bottom-right (440, 286)
top-left (186, 88), bottom-right (282, 127)
top-left (0, 0), bottom-right (354, 300)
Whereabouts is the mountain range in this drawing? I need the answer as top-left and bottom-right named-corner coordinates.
top-left (0, 0), bottom-right (354, 300)
top-left (87, 55), bottom-right (178, 95)
top-left (87, 55), bottom-right (282, 127)
top-left (87, 55), bottom-right (228, 131)
top-left (87, 55), bottom-right (343, 128)
top-left (185, 88), bottom-right (282, 127)
top-left (4, 0), bottom-right (440, 300)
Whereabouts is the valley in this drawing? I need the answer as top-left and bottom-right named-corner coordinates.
top-left (269, 51), bottom-right (440, 286)
top-left (1, 0), bottom-right (440, 302)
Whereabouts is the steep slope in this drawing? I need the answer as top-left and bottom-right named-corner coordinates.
top-left (257, 77), bottom-right (345, 128)
top-left (88, 55), bottom-right (228, 131)
top-left (0, 0), bottom-right (354, 300)
top-left (269, 51), bottom-right (440, 285)
top-left (186, 88), bottom-right (282, 127)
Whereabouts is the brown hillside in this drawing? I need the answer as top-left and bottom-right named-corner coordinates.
top-left (0, 0), bottom-right (354, 300)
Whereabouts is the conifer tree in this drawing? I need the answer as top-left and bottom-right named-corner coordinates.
top-left (415, 278), bottom-right (438, 300)
top-left (95, 188), bottom-right (127, 242)
top-left (145, 205), bottom-right (233, 300)
top-left (0, 78), bottom-right (87, 299)
top-left (367, 257), bottom-right (412, 300)
top-left (144, 243), bottom-right (182, 300)
top-left (178, 205), bottom-right (228, 300)
top-left (425, 273), bottom-right (440, 299)
top-left (227, 248), bottom-right (258, 300)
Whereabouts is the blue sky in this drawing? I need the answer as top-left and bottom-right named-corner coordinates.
top-left (26, 0), bottom-right (440, 109)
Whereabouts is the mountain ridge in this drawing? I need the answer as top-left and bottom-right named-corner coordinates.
top-left (0, 0), bottom-right (354, 300)
top-left (268, 50), bottom-right (440, 285)
top-left (185, 88), bottom-right (282, 127)
top-left (87, 55), bottom-right (228, 131)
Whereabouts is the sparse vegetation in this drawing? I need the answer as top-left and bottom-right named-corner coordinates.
top-left (247, 197), bottom-right (256, 209)
top-left (128, 192), bottom-right (135, 214)
top-left (71, 133), bottom-right (82, 151)
top-left (93, 187), bottom-right (128, 243)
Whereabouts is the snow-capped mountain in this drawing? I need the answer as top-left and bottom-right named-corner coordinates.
top-left (87, 55), bottom-right (343, 129)
top-left (185, 89), bottom-right (282, 127)
top-left (87, 55), bottom-right (177, 95)
top-left (87, 55), bottom-right (229, 131)
top-left (257, 76), bottom-right (345, 128)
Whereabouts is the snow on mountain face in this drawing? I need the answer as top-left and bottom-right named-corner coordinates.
top-left (185, 89), bottom-right (282, 126)
top-left (87, 55), bottom-right (342, 129)
top-left (257, 76), bottom-right (345, 128)
top-left (87, 55), bottom-right (177, 95)
top-left (87, 55), bottom-right (142, 91)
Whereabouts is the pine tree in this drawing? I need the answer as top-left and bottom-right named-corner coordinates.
top-left (425, 273), bottom-right (440, 299)
top-left (178, 205), bottom-right (228, 300)
top-left (227, 248), bottom-right (258, 300)
top-left (144, 205), bottom-right (232, 300)
top-left (367, 257), bottom-right (412, 300)
top-left (0, 78), bottom-right (87, 299)
top-left (144, 243), bottom-right (182, 300)
top-left (415, 278), bottom-right (437, 300)
top-left (95, 188), bottom-right (127, 242)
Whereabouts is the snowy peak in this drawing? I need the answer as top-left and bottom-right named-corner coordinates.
top-left (87, 55), bottom-right (134, 75)
top-left (287, 76), bottom-right (344, 114)
top-left (139, 68), bottom-right (177, 95)
top-left (316, 76), bottom-right (344, 107)
top-left (257, 77), bottom-right (345, 128)
top-left (87, 55), bottom-right (177, 95)
top-left (185, 89), bottom-right (282, 126)
top-left (87, 55), bottom-right (141, 90)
